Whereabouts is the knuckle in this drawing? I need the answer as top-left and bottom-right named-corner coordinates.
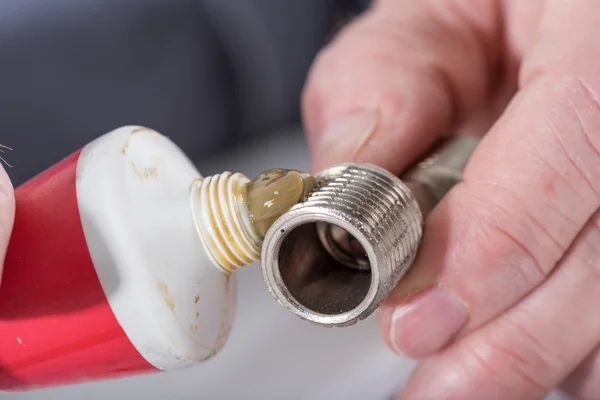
top-left (578, 212), bottom-right (600, 280)
top-left (554, 74), bottom-right (600, 198)
top-left (524, 72), bottom-right (600, 204)
top-left (461, 184), bottom-right (564, 285)
top-left (465, 321), bottom-right (553, 397)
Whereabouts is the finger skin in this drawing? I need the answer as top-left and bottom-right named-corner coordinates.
top-left (0, 164), bottom-right (15, 282)
top-left (382, 72), bottom-right (600, 357)
top-left (381, 0), bottom-right (600, 359)
top-left (561, 346), bottom-right (600, 400)
top-left (301, 0), bottom-right (502, 174)
top-left (398, 209), bottom-right (600, 400)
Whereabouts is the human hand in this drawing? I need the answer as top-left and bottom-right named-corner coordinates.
top-left (0, 161), bottom-right (15, 286)
top-left (302, 1), bottom-right (600, 399)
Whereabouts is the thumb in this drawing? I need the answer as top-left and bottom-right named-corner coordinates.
top-left (302, 0), bottom-right (502, 174)
top-left (0, 161), bottom-right (15, 284)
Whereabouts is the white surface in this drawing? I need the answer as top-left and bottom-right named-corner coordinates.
top-left (77, 126), bottom-right (235, 369)
top-left (3, 127), bottom-right (570, 399)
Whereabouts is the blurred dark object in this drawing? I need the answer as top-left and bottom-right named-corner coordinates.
top-left (0, 0), bottom-right (370, 186)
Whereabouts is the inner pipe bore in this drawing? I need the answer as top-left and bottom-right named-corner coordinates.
top-left (277, 222), bottom-right (372, 315)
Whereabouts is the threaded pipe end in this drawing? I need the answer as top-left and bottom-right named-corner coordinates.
top-left (261, 163), bottom-right (424, 327)
top-left (191, 172), bottom-right (262, 274)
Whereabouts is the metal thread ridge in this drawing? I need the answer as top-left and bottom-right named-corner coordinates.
top-left (191, 172), bottom-right (262, 274)
top-left (306, 164), bottom-right (424, 315)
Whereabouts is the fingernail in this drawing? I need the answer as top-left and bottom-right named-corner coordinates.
top-left (388, 286), bottom-right (468, 358)
top-left (311, 109), bottom-right (378, 172)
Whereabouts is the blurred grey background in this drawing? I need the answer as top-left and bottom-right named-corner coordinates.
top-left (0, 0), bottom-right (369, 186)
top-left (0, 1), bottom-right (573, 399)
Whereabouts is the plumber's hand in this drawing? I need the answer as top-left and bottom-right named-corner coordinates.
top-left (303, 1), bottom-right (600, 399)
top-left (0, 164), bottom-right (14, 285)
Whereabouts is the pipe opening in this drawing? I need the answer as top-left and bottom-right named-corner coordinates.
top-left (316, 222), bottom-right (369, 271)
top-left (277, 222), bottom-right (372, 315)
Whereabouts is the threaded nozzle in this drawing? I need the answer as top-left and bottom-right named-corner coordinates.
top-left (190, 172), bottom-right (262, 274)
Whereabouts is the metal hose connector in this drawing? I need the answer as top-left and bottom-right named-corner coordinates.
top-left (260, 135), bottom-right (480, 327)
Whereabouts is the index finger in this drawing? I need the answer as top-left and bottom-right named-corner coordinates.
top-left (301, 0), bottom-right (503, 174)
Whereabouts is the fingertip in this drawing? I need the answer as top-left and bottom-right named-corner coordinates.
top-left (0, 163), bottom-right (15, 276)
top-left (382, 286), bottom-right (469, 359)
top-left (309, 108), bottom-right (379, 173)
top-left (0, 163), bottom-right (15, 224)
top-left (378, 304), bottom-right (398, 353)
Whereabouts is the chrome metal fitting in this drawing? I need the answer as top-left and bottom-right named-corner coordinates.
top-left (260, 135), bottom-right (480, 327)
